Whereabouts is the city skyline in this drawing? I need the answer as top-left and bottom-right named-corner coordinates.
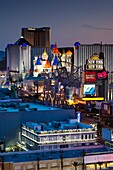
top-left (0, 0), bottom-right (113, 50)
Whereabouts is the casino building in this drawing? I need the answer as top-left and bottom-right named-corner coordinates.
top-left (74, 43), bottom-right (113, 100)
top-left (81, 53), bottom-right (108, 101)
top-left (74, 43), bottom-right (113, 73)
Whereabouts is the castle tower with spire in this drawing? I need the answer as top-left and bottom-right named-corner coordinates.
top-left (33, 50), bottom-right (52, 77)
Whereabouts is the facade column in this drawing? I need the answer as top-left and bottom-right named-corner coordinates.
top-left (94, 163), bottom-right (97, 170)
top-left (22, 165), bottom-right (26, 170)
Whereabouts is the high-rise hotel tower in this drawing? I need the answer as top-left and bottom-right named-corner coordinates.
top-left (21, 27), bottom-right (50, 48)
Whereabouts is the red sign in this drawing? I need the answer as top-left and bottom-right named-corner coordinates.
top-left (84, 71), bottom-right (96, 83)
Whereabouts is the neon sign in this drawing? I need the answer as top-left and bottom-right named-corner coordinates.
top-left (85, 54), bottom-right (104, 71)
top-left (97, 71), bottom-right (108, 79)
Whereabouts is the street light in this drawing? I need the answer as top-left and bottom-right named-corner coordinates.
top-left (72, 161), bottom-right (78, 170)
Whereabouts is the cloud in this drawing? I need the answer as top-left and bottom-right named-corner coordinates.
top-left (82, 24), bottom-right (113, 31)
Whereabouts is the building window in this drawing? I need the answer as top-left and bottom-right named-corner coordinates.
top-left (39, 163), bottom-right (47, 168)
top-left (63, 161), bottom-right (70, 166)
top-left (85, 135), bottom-right (87, 139)
top-left (14, 166), bottom-right (22, 170)
top-left (51, 162), bottom-right (58, 167)
top-left (27, 165), bottom-right (33, 168)
top-left (81, 135), bottom-right (83, 139)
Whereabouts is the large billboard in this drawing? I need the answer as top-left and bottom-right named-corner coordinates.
top-left (84, 71), bottom-right (96, 83)
top-left (83, 84), bottom-right (95, 95)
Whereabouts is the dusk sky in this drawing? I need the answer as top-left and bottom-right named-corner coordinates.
top-left (0, 0), bottom-right (113, 50)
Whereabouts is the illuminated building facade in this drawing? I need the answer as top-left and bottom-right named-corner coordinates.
top-left (2, 146), bottom-right (113, 170)
top-left (6, 40), bottom-right (53, 81)
top-left (21, 76), bottom-right (66, 105)
top-left (81, 53), bottom-right (108, 101)
top-left (21, 27), bottom-right (50, 48)
top-left (74, 43), bottom-right (113, 73)
top-left (6, 37), bottom-right (31, 78)
top-left (74, 43), bottom-right (113, 100)
top-left (21, 119), bottom-right (97, 150)
top-left (58, 47), bottom-right (74, 73)
top-left (33, 50), bottom-right (52, 77)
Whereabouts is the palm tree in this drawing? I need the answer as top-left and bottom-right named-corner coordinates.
top-left (98, 162), bottom-right (103, 170)
top-left (72, 161), bottom-right (78, 170)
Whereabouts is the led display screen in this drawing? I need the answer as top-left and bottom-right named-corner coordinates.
top-left (83, 84), bottom-right (95, 95)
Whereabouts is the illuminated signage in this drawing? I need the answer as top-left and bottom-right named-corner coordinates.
top-left (38, 85), bottom-right (44, 93)
top-left (82, 97), bottom-right (104, 101)
top-left (28, 28), bottom-right (36, 30)
top-left (86, 54), bottom-right (104, 71)
top-left (97, 70), bottom-right (108, 80)
top-left (84, 153), bottom-right (113, 164)
top-left (84, 71), bottom-right (96, 83)
top-left (76, 112), bottom-right (81, 122)
top-left (83, 84), bottom-right (95, 95)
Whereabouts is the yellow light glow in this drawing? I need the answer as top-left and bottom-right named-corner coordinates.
top-left (66, 99), bottom-right (75, 105)
top-left (82, 97), bottom-right (104, 101)
top-left (76, 99), bottom-right (86, 104)
top-left (90, 54), bottom-right (99, 60)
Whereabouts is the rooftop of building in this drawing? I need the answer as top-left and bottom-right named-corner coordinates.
top-left (14, 37), bottom-right (32, 46)
top-left (0, 88), bottom-right (62, 112)
top-left (0, 145), bottom-right (109, 163)
top-left (0, 101), bottom-right (62, 112)
top-left (22, 119), bottom-right (93, 133)
top-left (22, 27), bottom-right (50, 31)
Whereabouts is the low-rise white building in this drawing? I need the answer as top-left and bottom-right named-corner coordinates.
top-left (21, 119), bottom-right (97, 150)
